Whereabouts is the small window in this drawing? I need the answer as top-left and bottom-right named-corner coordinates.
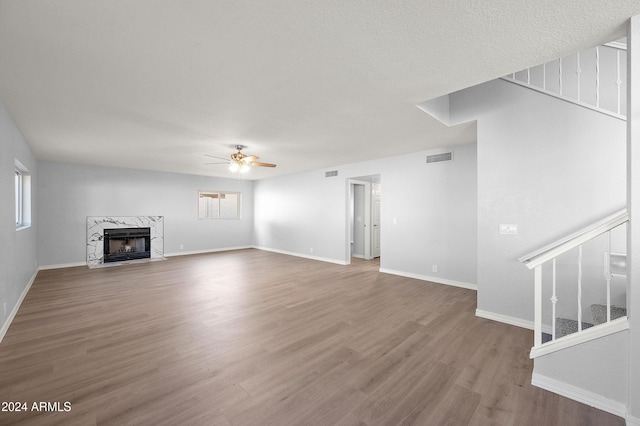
top-left (198, 191), bottom-right (241, 219)
top-left (15, 160), bottom-right (31, 230)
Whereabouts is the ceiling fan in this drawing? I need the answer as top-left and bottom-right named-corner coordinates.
top-left (205, 145), bottom-right (276, 173)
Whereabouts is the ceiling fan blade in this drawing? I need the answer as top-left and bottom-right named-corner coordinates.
top-left (207, 148), bottom-right (275, 170)
top-left (204, 154), bottom-right (230, 161)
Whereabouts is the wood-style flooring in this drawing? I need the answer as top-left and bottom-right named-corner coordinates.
top-left (0, 249), bottom-right (624, 425)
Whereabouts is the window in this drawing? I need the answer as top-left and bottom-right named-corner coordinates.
top-left (15, 160), bottom-right (31, 230)
top-left (198, 191), bottom-right (241, 219)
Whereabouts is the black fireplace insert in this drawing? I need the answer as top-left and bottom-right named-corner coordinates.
top-left (103, 227), bottom-right (151, 263)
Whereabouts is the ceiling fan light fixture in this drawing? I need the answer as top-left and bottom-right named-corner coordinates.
top-left (206, 145), bottom-right (276, 173)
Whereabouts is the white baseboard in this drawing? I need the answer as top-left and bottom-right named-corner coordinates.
top-left (475, 309), bottom-right (534, 330)
top-left (532, 372), bottom-right (628, 419)
top-left (253, 246), bottom-right (348, 265)
top-left (475, 309), bottom-right (556, 334)
top-left (0, 268), bottom-right (38, 344)
top-left (39, 261), bottom-right (87, 270)
top-left (627, 413), bottom-right (640, 426)
top-left (165, 246), bottom-right (253, 257)
top-left (379, 268), bottom-right (477, 291)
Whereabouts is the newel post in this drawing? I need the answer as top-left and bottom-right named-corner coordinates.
top-left (534, 265), bottom-right (542, 347)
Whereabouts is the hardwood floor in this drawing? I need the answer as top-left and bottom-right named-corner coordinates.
top-left (0, 249), bottom-right (624, 425)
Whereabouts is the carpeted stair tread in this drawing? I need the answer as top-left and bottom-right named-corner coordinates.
top-left (591, 304), bottom-right (627, 325)
top-left (555, 318), bottom-right (594, 338)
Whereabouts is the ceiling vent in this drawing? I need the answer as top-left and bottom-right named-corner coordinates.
top-left (426, 152), bottom-right (453, 164)
top-left (325, 170), bottom-right (338, 177)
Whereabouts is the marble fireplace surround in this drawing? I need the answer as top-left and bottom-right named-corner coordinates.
top-left (87, 216), bottom-right (164, 268)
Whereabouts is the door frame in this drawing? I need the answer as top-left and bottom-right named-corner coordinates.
top-left (372, 182), bottom-right (381, 258)
top-left (347, 177), bottom-right (378, 263)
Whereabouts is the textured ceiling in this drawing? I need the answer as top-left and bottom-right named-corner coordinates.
top-left (1, 1), bottom-right (639, 179)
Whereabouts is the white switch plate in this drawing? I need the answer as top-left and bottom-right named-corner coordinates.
top-left (500, 224), bottom-right (518, 235)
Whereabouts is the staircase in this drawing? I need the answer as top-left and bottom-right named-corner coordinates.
top-left (519, 209), bottom-right (630, 358)
top-left (590, 303), bottom-right (627, 324)
top-left (551, 304), bottom-right (626, 340)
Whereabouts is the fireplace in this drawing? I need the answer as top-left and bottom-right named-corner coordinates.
top-left (87, 216), bottom-right (164, 268)
top-left (103, 227), bottom-right (151, 263)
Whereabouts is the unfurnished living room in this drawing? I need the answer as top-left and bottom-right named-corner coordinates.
top-left (2, 2), bottom-right (640, 425)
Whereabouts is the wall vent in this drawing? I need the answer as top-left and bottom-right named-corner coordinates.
top-left (325, 170), bottom-right (338, 177)
top-left (426, 152), bottom-right (453, 164)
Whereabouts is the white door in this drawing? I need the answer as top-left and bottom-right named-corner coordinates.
top-left (372, 183), bottom-right (381, 258)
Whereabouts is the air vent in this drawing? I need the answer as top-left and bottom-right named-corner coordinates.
top-left (325, 170), bottom-right (338, 177)
top-left (426, 152), bottom-right (453, 164)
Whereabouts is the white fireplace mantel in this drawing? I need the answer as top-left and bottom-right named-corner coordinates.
top-left (86, 216), bottom-right (164, 268)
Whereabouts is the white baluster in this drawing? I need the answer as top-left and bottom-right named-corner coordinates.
top-left (551, 258), bottom-right (557, 340)
top-left (596, 46), bottom-right (600, 108)
top-left (577, 52), bottom-right (582, 102)
top-left (604, 251), bottom-right (612, 322)
top-left (559, 57), bottom-right (563, 95)
top-left (578, 245), bottom-right (583, 331)
top-left (534, 265), bottom-right (542, 347)
top-left (616, 49), bottom-right (622, 115)
top-left (605, 231), bottom-right (612, 322)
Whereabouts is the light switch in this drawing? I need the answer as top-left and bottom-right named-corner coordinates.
top-left (500, 224), bottom-right (518, 235)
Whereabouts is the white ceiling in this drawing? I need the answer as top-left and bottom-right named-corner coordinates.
top-left (1, 1), bottom-right (639, 180)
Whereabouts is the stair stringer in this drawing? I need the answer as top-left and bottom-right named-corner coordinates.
top-left (532, 327), bottom-right (629, 418)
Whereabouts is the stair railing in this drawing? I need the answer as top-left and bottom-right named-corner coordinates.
top-left (519, 209), bottom-right (629, 358)
top-left (503, 41), bottom-right (627, 121)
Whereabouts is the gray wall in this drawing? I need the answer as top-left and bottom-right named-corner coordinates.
top-left (252, 164), bottom-right (352, 263)
top-left (254, 143), bottom-right (478, 286)
top-left (0, 100), bottom-right (38, 332)
top-left (450, 79), bottom-right (627, 321)
top-left (37, 162), bottom-right (254, 267)
top-left (533, 330), bottom-right (629, 407)
top-left (379, 145), bottom-right (477, 284)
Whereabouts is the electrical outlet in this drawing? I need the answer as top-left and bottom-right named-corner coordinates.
top-left (432, 265), bottom-right (438, 273)
top-left (179, 244), bottom-right (184, 250)
top-left (310, 247), bottom-right (314, 253)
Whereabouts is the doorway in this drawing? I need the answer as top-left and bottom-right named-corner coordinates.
top-left (348, 175), bottom-right (381, 263)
